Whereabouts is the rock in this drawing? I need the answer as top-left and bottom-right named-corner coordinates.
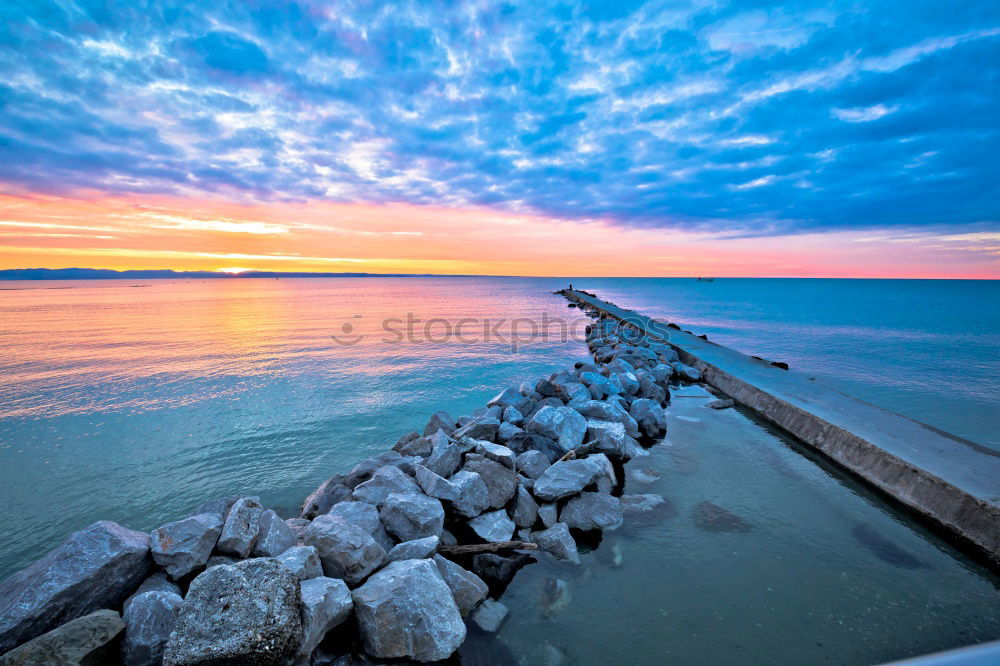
top-left (298, 577), bottom-right (353, 662)
top-left (637, 373), bottom-right (667, 404)
top-left (124, 573), bottom-right (182, 614)
top-left (496, 421), bottom-right (524, 443)
top-left (561, 493), bottom-right (624, 531)
top-left (707, 398), bottom-right (735, 409)
top-left (506, 432), bottom-right (565, 463)
top-left (122, 590), bottom-right (182, 666)
top-left (649, 363), bottom-right (673, 385)
top-left (587, 453), bottom-right (617, 493)
top-left (579, 372), bottom-right (622, 399)
top-left (692, 501), bottom-right (751, 532)
top-left (525, 406), bottom-right (587, 453)
top-left (476, 442), bottom-right (515, 469)
top-left (217, 496), bottom-right (263, 558)
top-left (300, 480), bottom-right (353, 519)
top-left (352, 466), bottom-right (421, 508)
top-left (327, 501), bottom-right (393, 552)
top-left (621, 493), bottom-right (666, 514)
top-left (204, 554), bottom-right (238, 569)
top-left (276, 545), bottom-right (324, 582)
top-left (440, 529), bottom-right (458, 547)
top-left (626, 465), bottom-right (661, 485)
top-left (470, 554), bottom-right (533, 593)
top-left (629, 398), bottom-right (668, 439)
top-left (532, 523), bottom-right (579, 564)
top-left (447, 471), bottom-right (491, 518)
top-left (188, 496), bottom-right (241, 522)
top-left (502, 406), bottom-right (524, 425)
top-left (487, 388), bottom-right (533, 414)
top-left (532, 459), bottom-right (602, 501)
top-left (537, 503), bottom-right (558, 528)
top-left (511, 485), bottom-right (539, 528)
top-left (616, 371), bottom-right (640, 396)
top-left (394, 433), bottom-right (433, 457)
top-left (574, 400), bottom-right (640, 438)
top-left (351, 559), bottom-right (465, 662)
top-left (468, 510), bottom-right (516, 543)
top-left (671, 361), bottom-right (702, 382)
top-left (424, 411), bottom-right (457, 437)
top-left (462, 455), bottom-right (518, 509)
top-left (284, 518), bottom-right (311, 543)
top-left (469, 599), bottom-right (509, 633)
top-left (540, 578), bottom-right (572, 618)
top-left (0, 521), bottom-right (151, 654)
top-left (162, 558), bottom-right (302, 666)
top-left (392, 430), bottom-right (421, 454)
top-left (304, 515), bottom-right (387, 586)
top-left (0, 609), bottom-right (124, 666)
top-left (524, 397), bottom-right (565, 422)
top-left (432, 556), bottom-right (488, 616)
top-left (515, 450), bottom-right (550, 479)
top-left (424, 432), bottom-right (463, 478)
top-left (387, 536), bottom-right (440, 562)
top-left (342, 451), bottom-right (406, 489)
top-left (379, 493), bottom-right (445, 542)
top-left (414, 464), bottom-right (455, 499)
top-left (585, 419), bottom-right (628, 457)
top-left (251, 510), bottom-right (297, 558)
top-left (452, 416), bottom-right (501, 443)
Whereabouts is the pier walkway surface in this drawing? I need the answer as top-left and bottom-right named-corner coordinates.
top-left (564, 290), bottom-right (1000, 565)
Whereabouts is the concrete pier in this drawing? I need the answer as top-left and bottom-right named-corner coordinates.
top-left (563, 289), bottom-right (1000, 565)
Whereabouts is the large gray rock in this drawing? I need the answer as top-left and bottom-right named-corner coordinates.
top-left (462, 455), bottom-right (518, 509)
top-left (502, 406), bottom-right (524, 426)
top-left (122, 590), bottom-right (183, 666)
top-left (0, 520), bottom-right (151, 654)
top-left (188, 496), bottom-right (241, 522)
top-left (637, 372), bottom-right (668, 403)
top-left (284, 518), bottom-right (310, 544)
top-left (424, 411), bottom-right (457, 437)
top-left (163, 558), bottom-right (302, 666)
top-left (217, 496), bottom-right (263, 558)
top-left (379, 493), bottom-right (445, 542)
top-left (506, 432), bottom-right (565, 463)
top-left (588, 453), bottom-right (618, 494)
top-left (511, 485), bottom-right (539, 528)
top-left (252, 510), bottom-right (297, 558)
top-left (469, 599), bottom-right (509, 633)
top-left (621, 493), bottom-right (668, 516)
top-left (579, 372), bottom-right (623, 399)
top-left (123, 573), bottom-right (182, 614)
top-left (304, 515), bottom-right (387, 586)
top-left (585, 419), bottom-right (628, 457)
top-left (300, 479), bottom-right (352, 519)
top-left (352, 559), bottom-right (466, 662)
top-left (0, 609), bottom-right (124, 666)
top-left (352, 466), bottom-right (420, 508)
top-left (387, 536), bottom-right (440, 562)
top-left (476, 442), bottom-right (515, 469)
top-left (629, 399), bottom-right (668, 438)
top-left (532, 459), bottom-right (602, 501)
top-left (560, 493), bottom-right (624, 531)
top-left (487, 388), bottom-right (533, 414)
top-left (394, 432), bottom-right (433, 457)
top-left (431, 555), bottom-right (488, 617)
top-left (468, 510), bottom-right (516, 543)
top-left (446, 471), bottom-right (491, 518)
top-left (538, 503), bottom-right (558, 528)
top-left (671, 361), bottom-right (702, 382)
top-left (496, 421), bottom-right (524, 444)
top-left (532, 523), bottom-right (580, 564)
top-left (616, 370), bottom-right (640, 396)
top-left (515, 450), bottom-right (550, 479)
top-left (574, 400), bottom-right (640, 437)
top-left (276, 546), bottom-right (324, 582)
top-left (452, 416), bottom-right (500, 443)
top-left (297, 577), bottom-right (353, 662)
top-left (525, 406), bottom-right (587, 453)
top-left (326, 501), bottom-right (393, 552)
top-left (424, 432), bottom-right (462, 478)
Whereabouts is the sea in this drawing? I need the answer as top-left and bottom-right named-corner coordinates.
top-left (1, 276), bottom-right (997, 664)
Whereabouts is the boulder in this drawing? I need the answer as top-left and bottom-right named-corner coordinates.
top-left (649, 363), bottom-right (673, 385)
top-left (476, 442), bottom-right (515, 469)
top-left (0, 521), bottom-right (151, 654)
top-left (532, 459), bottom-right (602, 501)
top-left (204, 555), bottom-right (238, 569)
top-left (162, 558), bottom-right (302, 666)
top-left (122, 590), bottom-right (182, 666)
top-left (496, 421), bottom-right (524, 443)
top-left (452, 416), bottom-right (500, 443)
top-left (462, 455), bottom-right (518, 509)
top-left (387, 536), bottom-right (440, 562)
top-left (352, 466), bottom-right (420, 508)
top-left (629, 398), bottom-right (668, 439)
top-left (502, 407), bottom-right (524, 426)
top-left (276, 545), bottom-right (324, 582)
top-left (304, 515), bottom-right (387, 586)
top-left (637, 373), bottom-right (667, 403)
top-left (511, 485), bottom-right (539, 528)
top-left (446, 471), bottom-right (491, 518)
top-left (616, 371), bottom-right (640, 396)
top-left (150, 513), bottom-right (223, 581)
top-left (692, 501), bottom-right (751, 532)
top-left (341, 451), bottom-right (406, 489)
top-left (424, 433), bottom-right (463, 478)
top-left (284, 518), bottom-right (311, 543)
top-left (124, 573), bottom-right (182, 614)
top-left (300, 480), bottom-right (352, 519)
top-left (579, 372), bottom-right (622, 399)
top-left (424, 411), bottom-right (457, 437)
top-left (505, 432), bottom-right (565, 463)
top-left (524, 397), bottom-right (564, 422)
top-left (0, 609), bottom-right (123, 666)
top-left (533, 523), bottom-right (579, 564)
top-left (394, 433), bottom-right (433, 457)
top-left (470, 554), bottom-right (533, 593)
top-left (487, 388), bottom-right (533, 414)
top-left (525, 406), bottom-right (587, 453)
top-left (588, 453), bottom-right (618, 494)
top-left (560, 493), bottom-right (624, 531)
top-left (574, 400), bottom-right (640, 438)
top-left (431, 555), bottom-right (488, 616)
top-left (468, 510), bottom-right (516, 543)
top-left (470, 599), bottom-right (509, 633)
top-left (671, 361), bottom-right (702, 382)
top-left (217, 496), bottom-right (263, 558)
top-left (537, 503), bottom-right (558, 529)
top-left (352, 559), bottom-right (466, 662)
top-left (252, 510), bottom-right (297, 558)
top-left (585, 419), bottom-right (628, 457)
top-left (327, 501), bottom-right (393, 552)
top-left (188, 496), bottom-right (241, 522)
top-left (379, 493), bottom-right (445, 542)
top-left (297, 577), bottom-right (353, 662)
top-left (621, 493), bottom-right (667, 515)
top-left (515, 450), bottom-right (550, 479)
top-left (707, 398), bottom-right (735, 409)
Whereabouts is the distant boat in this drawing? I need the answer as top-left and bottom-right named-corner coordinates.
top-left (696, 277), bottom-right (715, 282)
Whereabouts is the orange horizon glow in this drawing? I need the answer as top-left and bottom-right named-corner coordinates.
top-left (0, 190), bottom-right (996, 279)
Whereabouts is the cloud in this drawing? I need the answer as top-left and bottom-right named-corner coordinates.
top-left (0, 0), bottom-right (996, 239)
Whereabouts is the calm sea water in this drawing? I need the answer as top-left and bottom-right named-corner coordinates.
top-left (0, 277), bottom-right (997, 664)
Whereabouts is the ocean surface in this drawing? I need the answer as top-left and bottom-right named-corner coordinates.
top-left (1, 276), bottom-right (998, 663)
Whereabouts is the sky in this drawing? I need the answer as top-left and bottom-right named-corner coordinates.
top-left (0, 0), bottom-right (997, 277)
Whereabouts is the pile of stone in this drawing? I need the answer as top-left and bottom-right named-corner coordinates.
top-left (0, 312), bottom-right (697, 665)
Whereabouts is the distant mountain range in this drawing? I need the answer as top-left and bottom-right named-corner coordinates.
top-left (0, 268), bottom-right (451, 280)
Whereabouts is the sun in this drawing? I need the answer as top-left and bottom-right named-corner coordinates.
top-left (215, 267), bottom-right (256, 274)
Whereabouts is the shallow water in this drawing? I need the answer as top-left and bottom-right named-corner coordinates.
top-left (0, 276), bottom-right (997, 663)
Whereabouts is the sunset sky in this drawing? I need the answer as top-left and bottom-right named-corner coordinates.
top-left (0, 1), bottom-right (997, 277)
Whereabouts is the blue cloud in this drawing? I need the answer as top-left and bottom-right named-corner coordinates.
top-left (0, 0), bottom-right (997, 234)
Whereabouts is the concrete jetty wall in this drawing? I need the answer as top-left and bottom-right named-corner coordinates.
top-left (562, 289), bottom-right (1000, 566)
